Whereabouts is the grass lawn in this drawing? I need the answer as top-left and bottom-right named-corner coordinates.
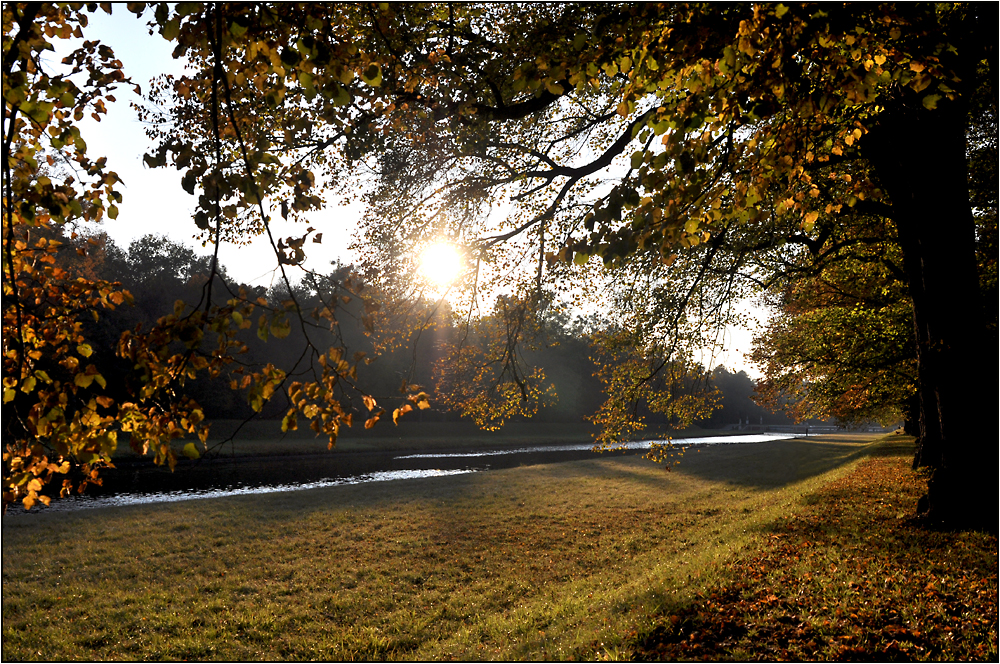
top-left (633, 437), bottom-right (998, 660)
top-left (3, 433), bottom-right (995, 660)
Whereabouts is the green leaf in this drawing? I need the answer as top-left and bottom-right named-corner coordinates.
top-left (162, 17), bottom-right (180, 41)
top-left (181, 170), bottom-right (197, 195)
top-left (922, 94), bottom-right (942, 110)
top-left (25, 101), bottom-right (54, 125)
top-left (271, 317), bottom-right (292, 339)
top-left (332, 84), bottom-right (351, 107)
top-left (362, 63), bottom-right (382, 87)
top-left (176, 3), bottom-right (201, 16)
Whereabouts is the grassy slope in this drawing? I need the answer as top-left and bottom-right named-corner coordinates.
top-left (632, 437), bottom-right (998, 661)
top-left (5, 434), bottom-right (990, 660)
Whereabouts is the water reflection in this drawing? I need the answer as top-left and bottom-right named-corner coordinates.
top-left (394, 433), bottom-right (806, 459)
top-left (6, 468), bottom-right (478, 515)
top-left (5, 433), bottom-right (811, 517)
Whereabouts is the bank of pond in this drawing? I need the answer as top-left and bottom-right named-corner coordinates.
top-left (8, 432), bottom-right (821, 515)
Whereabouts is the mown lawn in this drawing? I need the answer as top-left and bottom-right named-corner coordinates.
top-left (4, 434), bottom-right (993, 660)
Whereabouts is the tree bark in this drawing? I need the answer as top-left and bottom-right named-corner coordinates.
top-left (865, 95), bottom-right (998, 531)
top-left (905, 240), bottom-right (943, 471)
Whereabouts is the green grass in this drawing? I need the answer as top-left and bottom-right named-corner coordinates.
top-left (4, 434), bottom-right (880, 660)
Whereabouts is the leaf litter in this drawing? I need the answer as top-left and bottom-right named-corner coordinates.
top-left (632, 445), bottom-right (998, 661)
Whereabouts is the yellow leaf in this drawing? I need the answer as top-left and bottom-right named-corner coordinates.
top-left (77, 344), bottom-right (93, 357)
top-left (393, 403), bottom-right (413, 425)
top-left (803, 210), bottom-right (819, 232)
top-left (182, 442), bottom-right (200, 459)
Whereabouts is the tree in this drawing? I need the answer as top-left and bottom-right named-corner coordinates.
top-left (749, 217), bottom-right (919, 429)
top-left (4, 3), bottom-right (996, 528)
top-left (334, 2), bottom-right (995, 527)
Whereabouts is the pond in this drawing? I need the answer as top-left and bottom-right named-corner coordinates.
top-left (6, 433), bottom-right (809, 516)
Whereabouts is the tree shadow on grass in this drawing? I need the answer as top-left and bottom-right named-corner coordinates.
top-left (599, 434), bottom-right (892, 491)
top-left (477, 434), bottom-right (903, 498)
top-left (629, 445), bottom-right (996, 662)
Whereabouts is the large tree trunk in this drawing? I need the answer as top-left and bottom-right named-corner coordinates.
top-left (865, 95), bottom-right (998, 531)
top-left (905, 239), bottom-right (942, 471)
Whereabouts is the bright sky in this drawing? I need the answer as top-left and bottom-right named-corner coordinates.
top-left (68, 8), bottom-right (360, 291)
top-left (65, 7), bottom-right (763, 378)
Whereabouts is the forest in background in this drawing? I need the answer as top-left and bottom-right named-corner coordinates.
top-left (6, 3), bottom-right (992, 525)
top-left (54, 228), bottom-right (806, 433)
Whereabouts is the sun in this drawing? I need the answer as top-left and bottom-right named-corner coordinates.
top-left (418, 242), bottom-right (465, 289)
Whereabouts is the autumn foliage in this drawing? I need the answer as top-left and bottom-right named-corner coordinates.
top-left (634, 442), bottom-right (998, 660)
top-left (3, 3), bottom-right (997, 526)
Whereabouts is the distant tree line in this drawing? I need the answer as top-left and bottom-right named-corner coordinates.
top-left (50, 230), bottom-right (807, 433)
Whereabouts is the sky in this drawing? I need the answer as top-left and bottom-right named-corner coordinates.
top-left (65, 8), bottom-right (360, 290)
top-left (60, 6), bottom-right (764, 378)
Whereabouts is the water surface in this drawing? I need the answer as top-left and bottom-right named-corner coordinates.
top-left (6, 432), bottom-right (808, 516)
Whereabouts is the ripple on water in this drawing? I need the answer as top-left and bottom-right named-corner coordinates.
top-left (393, 432), bottom-right (807, 459)
top-left (4, 468), bottom-right (479, 516)
top-left (5, 433), bottom-right (816, 517)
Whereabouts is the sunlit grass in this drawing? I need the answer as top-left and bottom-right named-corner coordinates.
top-left (3, 434), bottom-right (879, 660)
